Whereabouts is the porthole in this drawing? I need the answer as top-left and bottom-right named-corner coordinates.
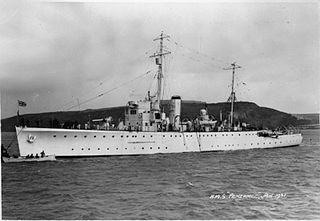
top-left (207, 135), bottom-right (209, 137)
top-left (53, 135), bottom-right (56, 137)
top-left (170, 135), bottom-right (172, 137)
top-left (125, 148), bottom-right (127, 150)
top-left (64, 135), bottom-right (67, 138)
top-left (127, 135), bottom-right (129, 138)
top-left (74, 135), bottom-right (77, 138)
top-left (150, 135), bottom-right (153, 138)
top-left (121, 135), bottom-right (123, 138)
top-left (88, 148), bottom-right (90, 150)
top-left (158, 147), bottom-right (160, 149)
top-left (226, 134), bottom-right (228, 136)
top-left (103, 135), bottom-right (106, 138)
top-left (107, 148), bottom-right (109, 150)
top-left (222, 134), bottom-right (224, 136)
top-left (165, 147), bottom-right (168, 149)
top-left (163, 135), bottom-right (165, 137)
top-left (132, 135), bottom-right (135, 138)
top-left (112, 135), bottom-right (115, 138)
top-left (190, 135), bottom-right (193, 137)
top-left (84, 135), bottom-right (87, 138)
top-left (231, 134), bottom-right (233, 136)
top-left (239, 134), bottom-right (240, 136)
top-left (251, 143), bottom-right (253, 145)
top-left (116, 148), bottom-right (118, 150)
top-left (175, 135), bottom-right (177, 137)
top-left (143, 135), bottom-right (145, 138)
top-left (142, 147), bottom-right (144, 150)
top-left (98, 148), bottom-right (100, 150)
top-left (150, 147), bottom-right (152, 149)
top-left (94, 135), bottom-right (96, 138)
top-left (71, 148), bottom-right (74, 151)
top-left (180, 135), bottom-right (182, 137)
top-left (81, 148), bottom-right (84, 150)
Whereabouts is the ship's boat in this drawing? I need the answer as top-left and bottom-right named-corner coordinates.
top-left (2, 155), bottom-right (56, 163)
top-left (15, 33), bottom-right (303, 157)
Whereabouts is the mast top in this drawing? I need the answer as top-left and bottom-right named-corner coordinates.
top-left (149, 32), bottom-right (171, 110)
top-left (224, 62), bottom-right (241, 127)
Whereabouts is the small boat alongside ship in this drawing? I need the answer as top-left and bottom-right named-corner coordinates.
top-left (2, 155), bottom-right (56, 163)
top-left (15, 33), bottom-right (303, 157)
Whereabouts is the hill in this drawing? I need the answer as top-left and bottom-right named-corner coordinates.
top-left (1, 101), bottom-right (311, 132)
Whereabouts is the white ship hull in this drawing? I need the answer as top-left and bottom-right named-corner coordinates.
top-left (16, 127), bottom-right (303, 157)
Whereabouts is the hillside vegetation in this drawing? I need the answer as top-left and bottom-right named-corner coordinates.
top-left (1, 101), bottom-right (312, 132)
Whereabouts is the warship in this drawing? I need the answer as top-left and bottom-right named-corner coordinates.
top-left (15, 33), bottom-right (303, 157)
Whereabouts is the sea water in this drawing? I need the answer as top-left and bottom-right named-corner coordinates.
top-left (1, 129), bottom-right (320, 219)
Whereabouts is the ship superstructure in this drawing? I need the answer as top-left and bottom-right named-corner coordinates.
top-left (15, 33), bottom-right (303, 157)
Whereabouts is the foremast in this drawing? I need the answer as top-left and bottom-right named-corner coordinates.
top-left (150, 32), bottom-right (171, 110)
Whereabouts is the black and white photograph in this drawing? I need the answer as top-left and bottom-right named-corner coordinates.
top-left (1, 0), bottom-right (319, 219)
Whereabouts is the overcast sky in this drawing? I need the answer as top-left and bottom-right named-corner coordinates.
top-left (1, 1), bottom-right (319, 119)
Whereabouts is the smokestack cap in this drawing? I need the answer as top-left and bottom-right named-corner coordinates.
top-left (171, 95), bottom-right (181, 100)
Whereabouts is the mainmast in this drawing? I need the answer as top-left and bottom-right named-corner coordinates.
top-left (224, 62), bottom-right (241, 127)
top-left (150, 32), bottom-right (171, 110)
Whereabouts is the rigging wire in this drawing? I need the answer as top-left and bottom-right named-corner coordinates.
top-left (65, 69), bottom-right (156, 111)
top-left (54, 48), bottom-right (157, 112)
top-left (166, 38), bottom-right (230, 69)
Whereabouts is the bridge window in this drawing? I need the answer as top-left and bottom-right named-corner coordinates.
top-left (130, 110), bottom-right (137, 115)
top-left (155, 113), bottom-right (161, 119)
